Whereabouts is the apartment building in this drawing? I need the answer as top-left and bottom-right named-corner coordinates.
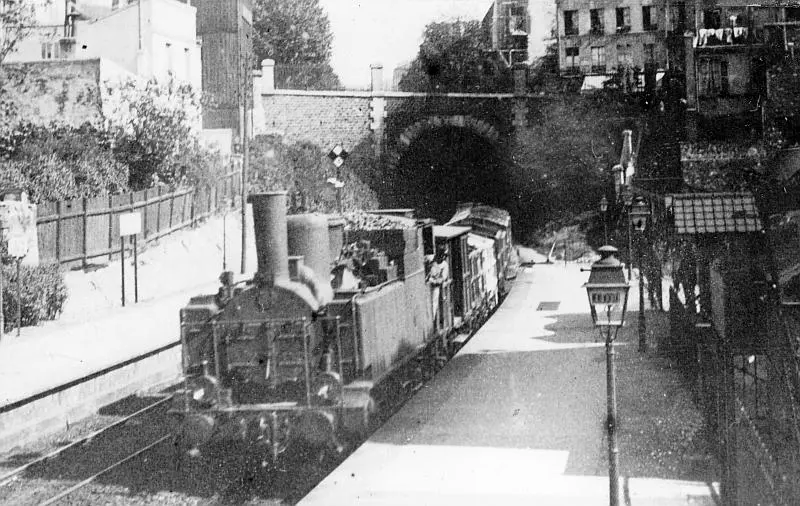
top-left (5, 0), bottom-right (201, 88)
top-left (676, 2), bottom-right (799, 141)
top-left (555, 0), bottom-right (668, 86)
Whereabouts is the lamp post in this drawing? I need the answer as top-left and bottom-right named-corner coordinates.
top-left (584, 245), bottom-right (630, 506)
top-left (629, 196), bottom-right (651, 353)
top-left (599, 196), bottom-right (609, 244)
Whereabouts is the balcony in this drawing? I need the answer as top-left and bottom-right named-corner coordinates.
top-left (696, 27), bottom-right (756, 47)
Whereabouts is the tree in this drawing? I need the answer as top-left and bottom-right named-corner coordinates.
top-left (104, 77), bottom-right (204, 189)
top-left (0, 0), bottom-right (38, 64)
top-left (252, 0), bottom-right (341, 90)
top-left (399, 20), bottom-right (510, 93)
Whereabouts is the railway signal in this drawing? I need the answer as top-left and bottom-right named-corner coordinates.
top-left (327, 145), bottom-right (349, 168)
top-left (327, 145), bottom-right (348, 212)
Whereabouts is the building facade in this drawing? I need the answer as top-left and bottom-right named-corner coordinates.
top-left (195, 0), bottom-right (253, 133)
top-left (482, 0), bottom-right (536, 66)
top-left (5, 0), bottom-right (201, 89)
top-left (555, 0), bottom-right (668, 86)
top-left (676, 2), bottom-right (798, 141)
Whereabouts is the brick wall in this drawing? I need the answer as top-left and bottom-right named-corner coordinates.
top-left (1, 59), bottom-right (105, 126)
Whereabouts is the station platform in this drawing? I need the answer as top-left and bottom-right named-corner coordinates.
top-left (300, 263), bottom-right (720, 505)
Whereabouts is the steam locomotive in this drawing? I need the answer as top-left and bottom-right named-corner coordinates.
top-left (171, 192), bottom-right (516, 465)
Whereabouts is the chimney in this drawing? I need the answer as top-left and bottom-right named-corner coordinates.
top-left (370, 63), bottom-right (384, 94)
top-left (247, 192), bottom-right (289, 285)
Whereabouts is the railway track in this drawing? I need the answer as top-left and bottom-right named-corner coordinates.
top-left (0, 395), bottom-right (174, 506)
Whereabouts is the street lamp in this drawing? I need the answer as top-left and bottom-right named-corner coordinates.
top-left (629, 196), bottom-right (651, 352)
top-left (599, 196), bottom-right (609, 244)
top-left (583, 245), bottom-right (630, 506)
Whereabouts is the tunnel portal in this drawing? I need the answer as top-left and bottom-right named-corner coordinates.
top-left (383, 125), bottom-right (517, 226)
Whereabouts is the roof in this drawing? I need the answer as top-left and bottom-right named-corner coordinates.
top-left (433, 225), bottom-right (471, 239)
top-left (448, 203), bottom-right (511, 229)
top-left (669, 192), bottom-right (762, 234)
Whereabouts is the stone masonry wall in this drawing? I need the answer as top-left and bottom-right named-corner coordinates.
top-left (1, 59), bottom-right (104, 126)
top-left (259, 93), bottom-right (374, 153)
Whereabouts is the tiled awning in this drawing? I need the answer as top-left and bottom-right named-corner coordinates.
top-left (668, 192), bottom-right (762, 234)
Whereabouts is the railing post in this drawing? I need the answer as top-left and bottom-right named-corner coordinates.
top-left (142, 188), bottom-right (148, 241)
top-left (81, 197), bottom-right (88, 270)
top-left (156, 186), bottom-right (162, 235)
top-left (107, 194), bottom-right (113, 262)
top-left (55, 201), bottom-right (62, 264)
top-left (169, 187), bottom-right (175, 231)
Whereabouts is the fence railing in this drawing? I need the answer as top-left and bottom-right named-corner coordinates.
top-left (36, 170), bottom-right (241, 269)
top-left (678, 304), bottom-right (800, 506)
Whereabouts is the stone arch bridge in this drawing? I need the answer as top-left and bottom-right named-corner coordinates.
top-left (252, 62), bottom-right (535, 173)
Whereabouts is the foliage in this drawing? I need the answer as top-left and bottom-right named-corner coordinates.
top-left (104, 77), bottom-right (203, 189)
top-left (0, 0), bottom-right (38, 64)
top-left (510, 95), bottom-right (639, 230)
top-left (248, 135), bottom-right (378, 212)
top-left (252, 0), bottom-right (341, 90)
top-left (399, 20), bottom-right (511, 93)
top-left (1, 263), bottom-right (68, 331)
top-left (0, 122), bottom-right (128, 202)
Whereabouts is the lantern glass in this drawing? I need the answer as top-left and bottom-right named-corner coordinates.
top-left (629, 197), bottom-right (650, 232)
top-left (599, 196), bottom-right (608, 213)
top-left (586, 284), bottom-right (630, 327)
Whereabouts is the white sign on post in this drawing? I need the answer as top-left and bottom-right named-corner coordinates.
top-left (119, 212), bottom-right (142, 237)
top-left (6, 235), bottom-right (28, 258)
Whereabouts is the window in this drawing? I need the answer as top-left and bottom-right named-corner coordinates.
top-left (698, 58), bottom-right (729, 96)
top-left (616, 8), bottom-right (631, 32)
top-left (669, 4), bottom-right (687, 31)
top-left (590, 9), bottom-right (605, 35)
top-left (644, 43), bottom-right (656, 64)
top-left (508, 5), bottom-right (527, 35)
top-left (617, 44), bottom-right (633, 66)
top-left (703, 9), bottom-right (721, 30)
top-left (41, 41), bottom-right (62, 60)
top-left (184, 48), bottom-right (191, 82)
top-left (642, 6), bottom-right (657, 31)
top-left (165, 42), bottom-right (173, 77)
top-left (564, 10), bottom-right (578, 36)
top-left (565, 47), bottom-right (580, 72)
top-left (591, 46), bottom-right (606, 73)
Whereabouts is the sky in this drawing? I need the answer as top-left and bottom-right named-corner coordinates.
top-left (320, 0), bottom-right (554, 89)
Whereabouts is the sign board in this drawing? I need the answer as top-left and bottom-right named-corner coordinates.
top-left (6, 235), bottom-right (28, 258)
top-left (119, 212), bottom-right (142, 237)
top-left (589, 290), bottom-right (622, 306)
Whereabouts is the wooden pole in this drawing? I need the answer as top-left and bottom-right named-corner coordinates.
top-left (120, 235), bottom-right (126, 307)
top-left (15, 258), bottom-right (21, 336)
top-left (133, 234), bottom-right (139, 303)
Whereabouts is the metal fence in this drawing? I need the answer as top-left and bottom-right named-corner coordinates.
top-left (36, 171), bottom-right (241, 269)
top-left (671, 300), bottom-right (800, 505)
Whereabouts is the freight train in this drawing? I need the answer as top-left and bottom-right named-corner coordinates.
top-left (171, 192), bottom-right (516, 466)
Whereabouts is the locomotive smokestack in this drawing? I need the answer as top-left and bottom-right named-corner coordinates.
top-left (247, 192), bottom-right (290, 285)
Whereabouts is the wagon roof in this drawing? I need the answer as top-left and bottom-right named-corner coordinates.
top-left (447, 203), bottom-right (511, 229)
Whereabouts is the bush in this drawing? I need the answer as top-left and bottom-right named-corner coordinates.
top-left (0, 122), bottom-right (129, 202)
top-left (1, 263), bottom-right (68, 331)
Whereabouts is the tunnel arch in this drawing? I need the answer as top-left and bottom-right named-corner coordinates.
top-left (385, 115), bottom-right (502, 173)
top-left (379, 115), bottom-right (516, 226)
